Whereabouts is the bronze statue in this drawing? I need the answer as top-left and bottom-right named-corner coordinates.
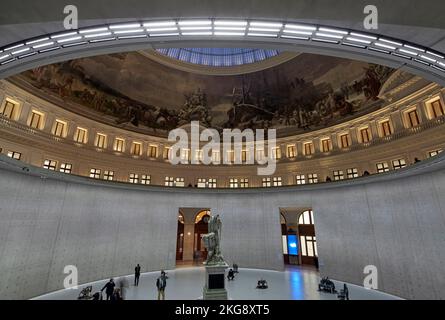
top-left (202, 214), bottom-right (225, 265)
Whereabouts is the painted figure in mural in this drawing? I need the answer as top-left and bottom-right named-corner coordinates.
top-left (202, 214), bottom-right (225, 265)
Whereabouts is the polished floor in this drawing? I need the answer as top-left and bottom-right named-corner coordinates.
top-left (34, 266), bottom-right (401, 300)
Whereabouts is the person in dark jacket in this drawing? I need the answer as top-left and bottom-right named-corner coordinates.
top-left (227, 268), bottom-right (235, 281)
top-left (101, 279), bottom-right (115, 300)
top-left (134, 264), bottom-right (141, 286)
top-left (156, 271), bottom-right (167, 300)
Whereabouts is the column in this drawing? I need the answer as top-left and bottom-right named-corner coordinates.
top-left (350, 128), bottom-right (359, 146)
top-left (330, 133), bottom-right (339, 150)
top-left (415, 102), bottom-right (428, 123)
top-left (390, 111), bottom-right (404, 132)
top-left (369, 121), bottom-right (379, 139)
top-left (182, 223), bottom-right (195, 261)
top-left (313, 138), bottom-right (321, 153)
top-left (44, 113), bottom-right (56, 134)
top-left (18, 101), bottom-right (31, 123)
top-left (67, 120), bottom-right (76, 140)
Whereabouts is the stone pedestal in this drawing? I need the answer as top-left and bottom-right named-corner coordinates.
top-left (203, 263), bottom-right (229, 300)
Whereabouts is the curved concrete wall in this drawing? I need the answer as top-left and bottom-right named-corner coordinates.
top-left (0, 153), bottom-right (445, 299)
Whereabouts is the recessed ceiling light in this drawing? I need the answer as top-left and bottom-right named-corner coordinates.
top-left (143, 21), bottom-right (176, 27)
top-left (109, 23), bottom-right (141, 29)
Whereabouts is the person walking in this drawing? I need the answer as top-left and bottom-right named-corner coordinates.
top-left (134, 264), bottom-right (141, 286)
top-left (101, 278), bottom-right (115, 300)
top-left (156, 271), bottom-right (167, 300)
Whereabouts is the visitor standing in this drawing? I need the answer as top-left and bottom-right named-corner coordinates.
top-left (156, 271), bottom-right (167, 300)
top-left (134, 264), bottom-right (141, 286)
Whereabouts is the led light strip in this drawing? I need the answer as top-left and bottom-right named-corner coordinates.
top-left (0, 18), bottom-right (444, 80)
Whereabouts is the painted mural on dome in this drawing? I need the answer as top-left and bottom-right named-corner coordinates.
top-left (17, 51), bottom-right (394, 134)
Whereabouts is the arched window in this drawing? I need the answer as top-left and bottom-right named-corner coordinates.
top-left (298, 210), bottom-right (314, 225)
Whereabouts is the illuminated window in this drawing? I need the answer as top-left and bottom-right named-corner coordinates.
top-left (273, 176), bottom-right (282, 186)
top-left (131, 142), bottom-right (142, 156)
top-left (148, 145), bottom-right (158, 158)
top-left (241, 149), bottom-right (248, 163)
top-left (282, 235), bottom-right (288, 255)
top-left (240, 178), bottom-right (249, 188)
top-left (359, 127), bottom-right (371, 143)
top-left (208, 178), bottom-right (217, 188)
top-left (339, 134), bottom-right (350, 148)
top-left (0, 100), bottom-right (18, 119)
top-left (165, 176), bottom-right (174, 187)
top-left (300, 235), bottom-right (317, 257)
top-left (197, 178), bottom-right (206, 188)
top-left (227, 149), bottom-right (235, 163)
top-left (256, 149), bottom-right (265, 162)
top-left (29, 110), bottom-right (44, 129)
top-left (175, 177), bottom-right (185, 187)
top-left (376, 162), bottom-right (389, 173)
top-left (103, 170), bottom-right (114, 181)
top-left (7, 151), bottom-right (21, 160)
top-left (298, 210), bottom-right (314, 225)
top-left (94, 133), bottom-right (107, 149)
top-left (163, 147), bottom-right (171, 160)
top-left (406, 109), bottom-right (420, 128)
top-left (74, 127), bottom-right (88, 144)
top-left (429, 149), bottom-right (443, 157)
top-left (296, 174), bottom-right (306, 185)
top-left (212, 150), bottom-right (220, 163)
top-left (198, 178), bottom-right (217, 188)
top-left (60, 163), bottom-right (72, 174)
top-left (141, 175), bottom-right (151, 185)
top-left (303, 142), bottom-right (314, 156)
top-left (262, 177), bottom-right (271, 187)
top-left (43, 159), bottom-right (57, 170)
top-left (53, 120), bottom-right (67, 137)
top-left (89, 168), bottom-right (101, 179)
top-left (333, 170), bottom-right (344, 181)
top-left (195, 149), bottom-right (203, 162)
top-left (308, 173), bottom-right (318, 184)
top-left (427, 99), bottom-right (444, 119)
top-left (346, 168), bottom-right (358, 178)
top-left (287, 145), bottom-right (296, 158)
top-left (392, 159), bottom-right (406, 170)
top-left (181, 148), bottom-right (190, 161)
top-left (321, 139), bottom-right (331, 152)
top-left (380, 120), bottom-right (392, 137)
top-left (129, 173), bottom-right (139, 184)
top-left (114, 138), bottom-right (125, 152)
top-left (229, 178), bottom-right (238, 188)
top-left (272, 147), bottom-right (281, 160)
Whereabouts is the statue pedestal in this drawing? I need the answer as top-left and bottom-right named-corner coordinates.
top-left (203, 263), bottom-right (229, 300)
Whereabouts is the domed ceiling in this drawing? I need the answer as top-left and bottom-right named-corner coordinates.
top-left (11, 49), bottom-right (396, 137)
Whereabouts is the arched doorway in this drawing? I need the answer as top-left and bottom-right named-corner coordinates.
top-left (176, 208), bottom-right (210, 266)
top-left (280, 208), bottom-right (319, 268)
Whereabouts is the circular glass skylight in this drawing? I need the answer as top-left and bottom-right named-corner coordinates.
top-left (156, 48), bottom-right (280, 66)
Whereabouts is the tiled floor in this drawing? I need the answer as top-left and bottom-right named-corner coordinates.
top-left (33, 266), bottom-right (401, 300)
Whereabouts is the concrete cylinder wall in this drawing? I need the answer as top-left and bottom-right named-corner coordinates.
top-left (0, 154), bottom-right (444, 299)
